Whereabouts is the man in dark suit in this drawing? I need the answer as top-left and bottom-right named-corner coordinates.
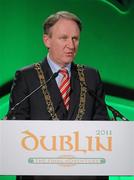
top-left (8, 11), bottom-right (109, 180)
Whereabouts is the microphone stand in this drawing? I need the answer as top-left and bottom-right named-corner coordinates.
top-left (5, 71), bottom-right (59, 120)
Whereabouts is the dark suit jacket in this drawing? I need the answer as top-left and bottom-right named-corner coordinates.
top-left (10, 58), bottom-right (109, 180)
top-left (9, 58), bottom-right (108, 120)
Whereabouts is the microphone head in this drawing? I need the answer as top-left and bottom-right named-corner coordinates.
top-left (53, 71), bottom-right (60, 78)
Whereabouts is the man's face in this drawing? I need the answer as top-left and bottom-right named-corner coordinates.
top-left (43, 18), bottom-right (80, 67)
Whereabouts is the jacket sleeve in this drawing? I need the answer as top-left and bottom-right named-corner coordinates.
top-left (8, 70), bottom-right (30, 120)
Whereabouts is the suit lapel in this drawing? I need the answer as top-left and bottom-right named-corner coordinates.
top-left (41, 59), bottom-right (67, 119)
top-left (67, 63), bottom-right (80, 120)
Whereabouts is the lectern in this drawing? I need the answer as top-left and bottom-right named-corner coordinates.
top-left (0, 121), bottom-right (133, 176)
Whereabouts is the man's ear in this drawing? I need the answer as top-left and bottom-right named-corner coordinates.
top-left (43, 34), bottom-right (51, 48)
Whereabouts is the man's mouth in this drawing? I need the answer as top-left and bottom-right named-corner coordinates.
top-left (65, 52), bottom-right (74, 56)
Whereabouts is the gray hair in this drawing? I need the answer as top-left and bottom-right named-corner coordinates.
top-left (43, 11), bottom-right (82, 35)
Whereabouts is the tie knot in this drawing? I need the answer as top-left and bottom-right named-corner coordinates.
top-left (59, 69), bottom-right (68, 76)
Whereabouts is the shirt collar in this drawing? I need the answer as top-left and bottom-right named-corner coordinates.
top-left (47, 54), bottom-right (71, 76)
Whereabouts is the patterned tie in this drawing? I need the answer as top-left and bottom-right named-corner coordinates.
top-left (59, 69), bottom-right (71, 110)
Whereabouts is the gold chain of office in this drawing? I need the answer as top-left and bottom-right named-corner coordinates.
top-left (34, 63), bottom-right (87, 120)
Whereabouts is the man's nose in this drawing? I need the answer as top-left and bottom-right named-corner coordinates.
top-left (67, 38), bottom-right (75, 49)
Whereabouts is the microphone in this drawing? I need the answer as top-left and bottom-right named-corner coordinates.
top-left (85, 87), bottom-right (128, 121)
top-left (106, 104), bottom-right (128, 121)
top-left (5, 71), bottom-right (59, 120)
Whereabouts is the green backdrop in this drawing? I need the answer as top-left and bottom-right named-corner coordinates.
top-left (0, 0), bottom-right (134, 179)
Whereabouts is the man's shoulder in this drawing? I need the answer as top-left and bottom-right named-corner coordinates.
top-left (74, 63), bottom-right (101, 84)
top-left (17, 60), bottom-right (44, 75)
top-left (13, 61), bottom-right (45, 83)
top-left (75, 63), bottom-right (98, 75)
top-left (20, 63), bottom-right (35, 73)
